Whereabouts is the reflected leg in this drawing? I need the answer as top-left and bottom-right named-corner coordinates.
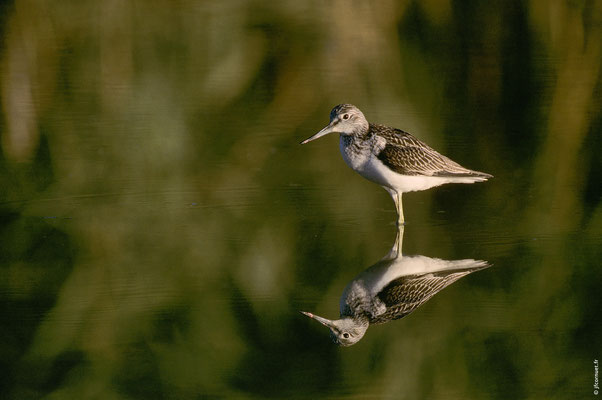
top-left (394, 224), bottom-right (405, 258)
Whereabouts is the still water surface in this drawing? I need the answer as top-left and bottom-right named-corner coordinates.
top-left (1, 1), bottom-right (601, 399)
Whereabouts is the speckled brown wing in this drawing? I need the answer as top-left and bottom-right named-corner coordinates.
top-left (372, 124), bottom-right (491, 178)
top-left (369, 269), bottom-right (483, 324)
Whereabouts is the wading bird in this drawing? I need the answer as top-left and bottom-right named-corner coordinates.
top-left (301, 104), bottom-right (492, 224)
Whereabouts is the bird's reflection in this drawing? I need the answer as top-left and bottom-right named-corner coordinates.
top-left (301, 226), bottom-right (489, 346)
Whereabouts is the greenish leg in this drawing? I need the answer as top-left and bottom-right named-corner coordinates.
top-left (397, 192), bottom-right (405, 226)
top-left (385, 187), bottom-right (405, 226)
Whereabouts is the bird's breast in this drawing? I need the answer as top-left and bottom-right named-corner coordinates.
top-left (339, 135), bottom-right (394, 188)
top-left (340, 278), bottom-right (387, 320)
top-left (339, 136), bottom-right (372, 172)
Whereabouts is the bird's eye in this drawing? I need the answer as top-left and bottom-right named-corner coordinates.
top-left (343, 333), bottom-right (350, 339)
top-left (342, 114), bottom-right (349, 120)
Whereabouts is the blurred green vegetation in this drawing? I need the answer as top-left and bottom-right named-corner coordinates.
top-left (0, 0), bottom-right (601, 399)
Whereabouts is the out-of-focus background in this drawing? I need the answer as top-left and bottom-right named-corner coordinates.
top-left (1, 1), bottom-right (601, 398)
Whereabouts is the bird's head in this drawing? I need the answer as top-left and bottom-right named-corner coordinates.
top-left (301, 311), bottom-right (368, 346)
top-left (301, 104), bottom-right (369, 144)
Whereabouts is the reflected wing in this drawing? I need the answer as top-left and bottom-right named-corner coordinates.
top-left (373, 125), bottom-right (490, 178)
top-left (369, 265), bottom-right (488, 324)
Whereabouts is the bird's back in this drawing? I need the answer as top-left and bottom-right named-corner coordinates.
top-left (370, 124), bottom-right (492, 180)
top-left (369, 260), bottom-right (489, 324)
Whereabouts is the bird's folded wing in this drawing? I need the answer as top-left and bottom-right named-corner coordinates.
top-left (376, 144), bottom-right (474, 177)
top-left (369, 270), bottom-right (476, 324)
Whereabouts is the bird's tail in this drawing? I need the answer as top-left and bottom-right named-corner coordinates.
top-left (469, 170), bottom-right (493, 181)
top-left (437, 170), bottom-right (492, 183)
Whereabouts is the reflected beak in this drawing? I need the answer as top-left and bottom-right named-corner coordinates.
top-left (300, 122), bottom-right (337, 144)
top-left (300, 311), bottom-right (335, 328)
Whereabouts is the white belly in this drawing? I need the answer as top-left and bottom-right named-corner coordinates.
top-left (360, 157), bottom-right (456, 192)
top-left (339, 137), bottom-right (474, 193)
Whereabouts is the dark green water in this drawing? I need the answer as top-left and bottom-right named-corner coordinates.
top-left (1, 1), bottom-right (601, 399)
